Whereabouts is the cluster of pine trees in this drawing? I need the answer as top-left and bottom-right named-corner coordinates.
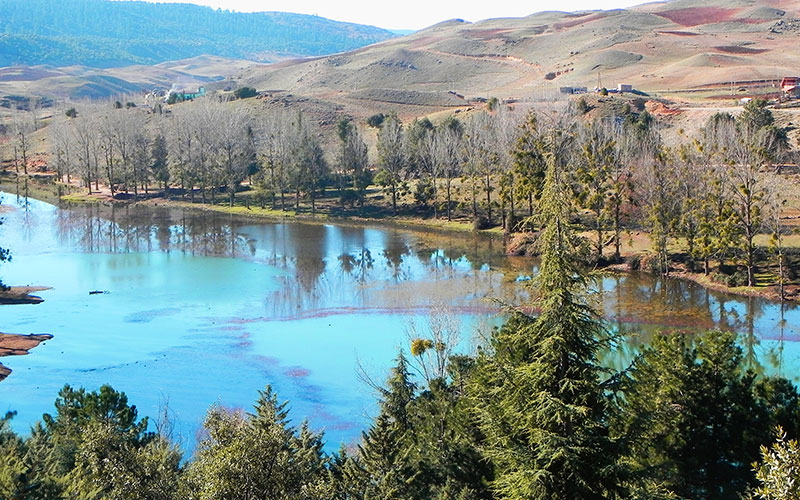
top-left (2, 148), bottom-right (800, 500)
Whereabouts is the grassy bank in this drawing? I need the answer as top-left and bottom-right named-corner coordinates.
top-left (55, 178), bottom-right (507, 237)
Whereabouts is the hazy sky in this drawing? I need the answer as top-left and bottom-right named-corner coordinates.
top-left (144, 0), bottom-right (650, 30)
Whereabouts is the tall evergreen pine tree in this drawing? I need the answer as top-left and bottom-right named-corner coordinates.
top-left (471, 152), bottom-right (619, 499)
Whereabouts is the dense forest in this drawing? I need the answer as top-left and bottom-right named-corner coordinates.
top-left (0, 0), bottom-right (395, 67)
top-left (2, 153), bottom-right (800, 499)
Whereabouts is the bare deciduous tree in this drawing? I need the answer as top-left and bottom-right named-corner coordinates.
top-left (376, 115), bottom-right (406, 214)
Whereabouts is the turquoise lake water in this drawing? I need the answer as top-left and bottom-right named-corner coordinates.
top-left (0, 192), bottom-right (798, 451)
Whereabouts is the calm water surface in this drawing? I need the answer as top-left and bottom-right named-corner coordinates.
top-left (0, 192), bottom-right (798, 450)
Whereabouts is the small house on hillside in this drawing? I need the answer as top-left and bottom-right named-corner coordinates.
top-left (781, 77), bottom-right (800, 98)
top-left (167, 86), bottom-right (206, 103)
top-left (617, 83), bottom-right (633, 93)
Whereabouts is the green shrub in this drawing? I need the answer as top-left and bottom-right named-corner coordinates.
top-left (234, 86), bottom-right (258, 99)
top-left (366, 113), bottom-right (385, 128)
top-left (414, 179), bottom-right (435, 206)
top-left (339, 189), bottom-right (361, 208)
top-left (473, 216), bottom-right (490, 231)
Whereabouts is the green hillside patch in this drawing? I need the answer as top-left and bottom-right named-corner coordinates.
top-left (0, 0), bottom-right (396, 68)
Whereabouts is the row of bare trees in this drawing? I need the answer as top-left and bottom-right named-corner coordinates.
top-left (42, 100), bottom-right (334, 208)
top-left (46, 100), bottom-right (254, 205)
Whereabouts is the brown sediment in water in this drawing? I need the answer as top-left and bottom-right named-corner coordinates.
top-left (0, 332), bottom-right (53, 381)
top-left (0, 286), bottom-right (50, 305)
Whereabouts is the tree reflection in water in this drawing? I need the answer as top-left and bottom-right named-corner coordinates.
top-left (24, 198), bottom-right (800, 376)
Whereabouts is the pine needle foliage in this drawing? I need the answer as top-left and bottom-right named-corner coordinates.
top-left (183, 385), bottom-right (328, 500)
top-left (471, 153), bottom-right (618, 500)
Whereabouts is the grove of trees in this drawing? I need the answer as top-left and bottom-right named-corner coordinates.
top-left (23, 96), bottom-right (794, 292)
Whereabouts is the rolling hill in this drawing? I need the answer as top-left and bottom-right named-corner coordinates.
top-left (0, 0), bottom-right (396, 68)
top-left (0, 55), bottom-right (261, 101)
top-left (237, 0), bottom-right (800, 116)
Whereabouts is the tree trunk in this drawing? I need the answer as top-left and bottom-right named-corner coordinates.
top-left (613, 204), bottom-right (621, 262)
top-left (432, 179), bottom-right (438, 220)
top-left (20, 142), bottom-right (27, 175)
top-left (509, 188), bottom-right (516, 232)
top-left (446, 177), bottom-right (452, 221)
top-left (746, 238), bottom-right (754, 287)
top-left (471, 180), bottom-right (477, 218)
top-left (485, 174), bottom-right (492, 227)
top-left (595, 208), bottom-right (603, 260)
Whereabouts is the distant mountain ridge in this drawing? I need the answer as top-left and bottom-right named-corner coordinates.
top-left (0, 0), bottom-right (396, 68)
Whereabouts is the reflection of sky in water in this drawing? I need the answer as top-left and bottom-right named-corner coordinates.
top-left (0, 194), bottom-right (506, 451)
top-left (1, 192), bottom-right (800, 453)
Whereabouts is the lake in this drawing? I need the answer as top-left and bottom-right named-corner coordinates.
top-left (0, 191), bottom-right (798, 451)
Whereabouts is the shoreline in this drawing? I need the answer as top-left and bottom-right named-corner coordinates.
top-left (670, 271), bottom-right (797, 303)
top-left (603, 264), bottom-right (797, 303)
top-left (0, 286), bottom-right (50, 305)
top-left (135, 195), bottom-right (800, 305)
top-left (5, 175), bottom-right (796, 306)
top-left (86, 194), bottom-right (508, 238)
top-left (2, 171), bottom-right (500, 237)
top-left (0, 333), bottom-right (53, 381)
top-left (57, 192), bottom-right (800, 305)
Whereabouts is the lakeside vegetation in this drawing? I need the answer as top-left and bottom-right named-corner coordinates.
top-left (3, 59), bottom-right (800, 500)
top-left (5, 92), bottom-right (797, 298)
top-left (2, 154), bottom-right (800, 499)
top-left (3, 1), bottom-right (800, 499)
